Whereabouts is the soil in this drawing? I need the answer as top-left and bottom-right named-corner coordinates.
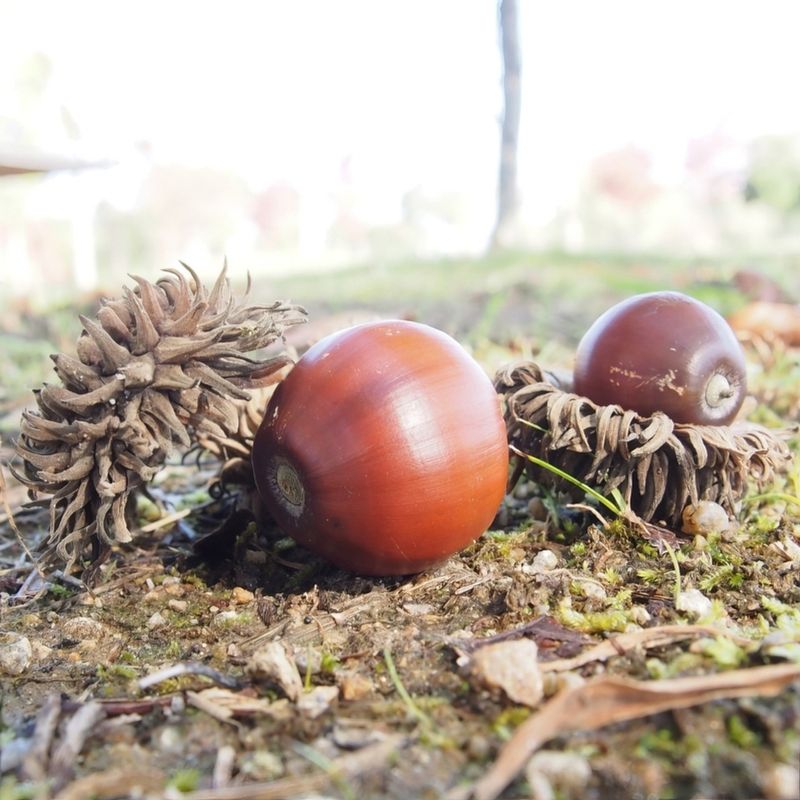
top-left (1, 255), bottom-right (799, 800)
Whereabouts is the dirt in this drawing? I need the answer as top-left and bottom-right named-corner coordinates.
top-left (1, 257), bottom-right (800, 800)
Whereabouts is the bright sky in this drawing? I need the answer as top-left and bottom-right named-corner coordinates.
top-left (2, 0), bottom-right (800, 220)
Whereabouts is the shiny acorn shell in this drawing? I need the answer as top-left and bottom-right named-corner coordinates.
top-left (251, 320), bottom-right (509, 575)
top-left (574, 291), bottom-right (747, 425)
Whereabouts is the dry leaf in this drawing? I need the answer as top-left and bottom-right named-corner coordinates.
top-left (728, 301), bottom-right (800, 346)
top-left (178, 734), bottom-right (406, 800)
top-left (245, 641), bottom-right (303, 701)
top-left (53, 766), bottom-right (166, 800)
top-left (472, 662), bottom-right (800, 800)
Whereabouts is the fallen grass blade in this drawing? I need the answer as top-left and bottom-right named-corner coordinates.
top-left (509, 444), bottom-right (624, 516)
top-left (472, 662), bottom-right (800, 800)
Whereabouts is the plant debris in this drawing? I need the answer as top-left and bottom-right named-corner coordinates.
top-left (2, 260), bottom-right (800, 800)
top-left (496, 361), bottom-right (792, 527)
top-left (13, 264), bottom-right (305, 577)
top-left (470, 662), bottom-right (800, 800)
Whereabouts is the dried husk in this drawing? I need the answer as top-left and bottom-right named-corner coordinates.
top-left (14, 263), bottom-right (306, 575)
top-left (194, 383), bottom-right (278, 494)
top-left (495, 362), bottom-right (792, 527)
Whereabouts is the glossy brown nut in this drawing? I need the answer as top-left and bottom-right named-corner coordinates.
top-left (251, 320), bottom-right (509, 575)
top-left (574, 291), bottom-right (747, 425)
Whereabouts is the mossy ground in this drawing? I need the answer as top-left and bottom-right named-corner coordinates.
top-left (1, 253), bottom-right (799, 800)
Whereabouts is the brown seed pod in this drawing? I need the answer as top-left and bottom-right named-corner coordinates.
top-left (14, 263), bottom-right (306, 576)
top-left (495, 362), bottom-right (790, 527)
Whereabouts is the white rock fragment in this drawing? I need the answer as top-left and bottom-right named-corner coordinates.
top-left (297, 685), bottom-right (339, 719)
top-left (246, 641), bottom-right (304, 701)
top-left (470, 639), bottom-right (543, 707)
top-left (0, 634), bottom-right (32, 675)
top-left (212, 610), bottom-right (241, 627)
top-left (62, 616), bottom-right (110, 641)
top-left (576, 579), bottom-right (606, 601)
top-left (629, 605), bottom-right (652, 626)
top-left (763, 763), bottom-right (800, 800)
top-left (532, 550), bottom-right (559, 572)
top-left (146, 611), bottom-right (167, 630)
top-left (676, 588), bottom-right (713, 618)
top-left (681, 501), bottom-right (731, 535)
top-left (401, 602), bottom-right (435, 616)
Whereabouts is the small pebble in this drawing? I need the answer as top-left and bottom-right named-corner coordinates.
top-left (466, 734), bottom-right (492, 760)
top-left (147, 611), bottom-right (167, 629)
top-left (682, 501), bottom-right (731, 536)
top-left (630, 605), bottom-right (652, 626)
top-left (297, 685), bottom-right (339, 719)
top-left (470, 639), bottom-right (543, 707)
top-left (168, 599), bottom-right (188, 613)
top-left (212, 610), bottom-right (242, 627)
top-left (0, 634), bottom-right (32, 675)
top-left (338, 671), bottom-right (373, 701)
top-left (231, 587), bottom-right (255, 605)
top-left (576, 580), bottom-right (606, 601)
top-left (675, 588), bottom-right (713, 618)
top-left (532, 550), bottom-right (559, 572)
top-left (62, 616), bottom-right (110, 641)
top-left (763, 763), bottom-right (800, 800)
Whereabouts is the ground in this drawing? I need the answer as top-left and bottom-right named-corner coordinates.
top-left (1, 253), bottom-right (799, 800)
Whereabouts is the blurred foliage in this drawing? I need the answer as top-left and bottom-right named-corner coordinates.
top-left (745, 135), bottom-right (800, 214)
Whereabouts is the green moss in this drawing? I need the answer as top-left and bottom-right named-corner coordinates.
top-left (0, 775), bottom-right (40, 800)
top-left (555, 598), bottom-right (629, 633)
top-left (165, 640), bottom-right (182, 659)
top-left (492, 707), bottom-right (532, 740)
top-left (320, 651), bottom-right (340, 674)
top-left (96, 663), bottom-right (138, 681)
top-left (167, 768), bottom-right (200, 793)
top-left (697, 637), bottom-right (747, 669)
top-left (637, 567), bottom-right (664, 585)
top-left (727, 714), bottom-right (760, 749)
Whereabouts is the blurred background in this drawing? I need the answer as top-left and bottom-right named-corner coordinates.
top-left (3, 0), bottom-right (800, 386)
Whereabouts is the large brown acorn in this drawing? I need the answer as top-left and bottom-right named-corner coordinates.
top-left (15, 264), bottom-right (305, 575)
top-left (574, 291), bottom-right (747, 425)
top-left (251, 320), bottom-right (509, 575)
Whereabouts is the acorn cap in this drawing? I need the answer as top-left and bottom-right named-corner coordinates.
top-left (495, 362), bottom-right (791, 527)
top-left (14, 263), bottom-right (306, 575)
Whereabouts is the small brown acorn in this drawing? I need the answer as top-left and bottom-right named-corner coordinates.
top-left (14, 263), bottom-right (305, 575)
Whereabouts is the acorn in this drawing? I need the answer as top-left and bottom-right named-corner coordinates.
top-left (251, 320), bottom-right (509, 575)
top-left (496, 288), bottom-right (790, 529)
top-left (574, 291), bottom-right (747, 425)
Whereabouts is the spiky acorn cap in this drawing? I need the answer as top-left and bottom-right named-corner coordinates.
top-left (496, 361), bottom-right (791, 527)
top-left (14, 263), bottom-right (305, 575)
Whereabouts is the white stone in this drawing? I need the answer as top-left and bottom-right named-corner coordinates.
top-left (676, 588), bottom-right (713, 618)
top-left (470, 639), bottom-right (543, 707)
top-left (297, 685), bottom-right (339, 719)
top-left (146, 611), bottom-right (167, 629)
top-left (532, 550), bottom-right (558, 572)
top-left (0, 634), bottom-right (32, 675)
top-left (681, 501), bottom-right (731, 535)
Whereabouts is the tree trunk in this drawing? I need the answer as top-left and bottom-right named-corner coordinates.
top-left (492, 0), bottom-right (521, 249)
